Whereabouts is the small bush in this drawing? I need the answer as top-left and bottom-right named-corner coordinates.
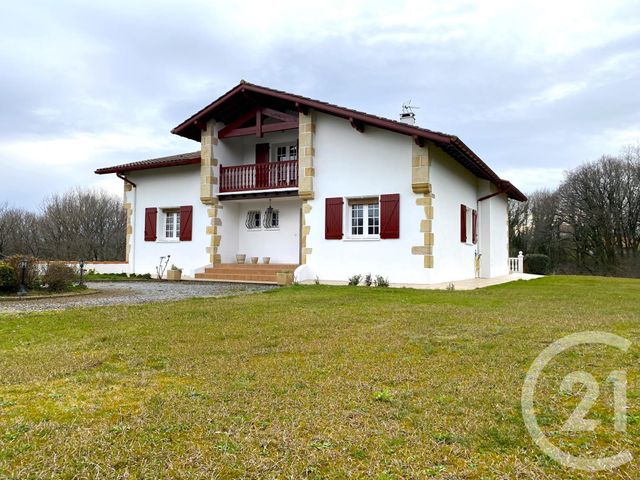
top-left (524, 254), bottom-right (550, 275)
top-left (364, 273), bottom-right (372, 287)
top-left (43, 262), bottom-right (77, 292)
top-left (348, 274), bottom-right (362, 286)
top-left (4, 255), bottom-right (40, 289)
top-left (0, 262), bottom-right (17, 292)
top-left (374, 275), bottom-right (389, 287)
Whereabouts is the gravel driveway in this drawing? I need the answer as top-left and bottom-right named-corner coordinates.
top-left (0, 281), bottom-right (276, 313)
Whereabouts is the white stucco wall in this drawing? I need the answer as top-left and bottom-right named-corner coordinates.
top-left (126, 165), bottom-right (209, 277)
top-left (120, 111), bottom-right (513, 284)
top-left (304, 113), bottom-right (429, 284)
top-left (218, 197), bottom-right (300, 264)
top-left (302, 112), bottom-right (512, 285)
top-left (429, 147), bottom-right (480, 283)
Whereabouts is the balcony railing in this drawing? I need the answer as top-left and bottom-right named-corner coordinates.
top-left (219, 160), bottom-right (298, 193)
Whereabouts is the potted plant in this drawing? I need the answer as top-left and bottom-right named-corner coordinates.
top-left (262, 257), bottom-right (271, 264)
top-left (276, 271), bottom-right (294, 286)
top-left (167, 264), bottom-right (182, 281)
top-left (251, 256), bottom-right (259, 264)
top-left (236, 254), bottom-right (246, 264)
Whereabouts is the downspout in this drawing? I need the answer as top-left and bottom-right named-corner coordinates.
top-left (117, 172), bottom-right (136, 188)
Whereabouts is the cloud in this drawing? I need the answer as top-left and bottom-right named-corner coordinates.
top-left (0, 0), bottom-right (639, 208)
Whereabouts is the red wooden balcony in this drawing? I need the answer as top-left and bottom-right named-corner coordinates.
top-left (219, 160), bottom-right (298, 193)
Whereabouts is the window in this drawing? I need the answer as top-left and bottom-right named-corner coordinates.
top-left (264, 209), bottom-right (279, 229)
top-left (349, 199), bottom-right (380, 238)
top-left (273, 143), bottom-right (297, 162)
top-left (164, 210), bottom-right (181, 240)
top-left (246, 210), bottom-right (261, 229)
top-left (460, 204), bottom-right (477, 244)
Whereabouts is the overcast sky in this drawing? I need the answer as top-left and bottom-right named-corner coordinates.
top-left (1, 0), bottom-right (639, 209)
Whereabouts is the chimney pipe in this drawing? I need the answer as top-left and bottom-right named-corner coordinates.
top-left (399, 111), bottom-right (415, 125)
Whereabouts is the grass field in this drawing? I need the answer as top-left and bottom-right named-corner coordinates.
top-left (0, 276), bottom-right (639, 478)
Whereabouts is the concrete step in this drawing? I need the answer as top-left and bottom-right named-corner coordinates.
top-left (195, 263), bottom-right (298, 284)
top-left (203, 263), bottom-right (298, 272)
top-left (194, 272), bottom-right (279, 283)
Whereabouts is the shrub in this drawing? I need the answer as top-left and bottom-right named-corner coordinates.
top-left (374, 275), bottom-right (389, 287)
top-left (43, 262), bottom-right (77, 292)
top-left (4, 255), bottom-right (40, 289)
top-left (363, 273), bottom-right (372, 287)
top-left (348, 274), bottom-right (362, 286)
top-left (0, 262), bottom-right (17, 292)
top-left (524, 254), bottom-right (550, 275)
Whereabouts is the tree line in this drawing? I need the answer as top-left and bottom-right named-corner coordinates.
top-left (0, 188), bottom-right (126, 261)
top-left (509, 144), bottom-right (640, 277)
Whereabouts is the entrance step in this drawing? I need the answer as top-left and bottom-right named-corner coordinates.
top-left (194, 263), bottom-right (298, 284)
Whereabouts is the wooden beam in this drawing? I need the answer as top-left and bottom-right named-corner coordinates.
top-left (295, 102), bottom-right (309, 115)
top-left (261, 107), bottom-right (298, 123)
top-left (219, 126), bottom-right (258, 139)
top-left (218, 109), bottom-right (258, 138)
top-left (349, 117), bottom-right (364, 133)
top-left (261, 121), bottom-right (299, 134)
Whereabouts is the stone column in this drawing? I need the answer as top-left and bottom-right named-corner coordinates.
top-left (123, 182), bottom-right (134, 265)
top-left (410, 143), bottom-right (434, 268)
top-left (201, 119), bottom-right (222, 265)
top-left (298, 111), bottom-right (316, 264)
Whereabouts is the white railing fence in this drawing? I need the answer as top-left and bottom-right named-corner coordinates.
top-left (509, 251), bottom-right (524, 273)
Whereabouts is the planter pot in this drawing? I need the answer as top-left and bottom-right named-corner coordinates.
top-left (262, 257), bottom-right (271, 264)
top-left (236, 254), bottom-right (246, 264)
top-left (276, 271), bottom-right (294, 286)
top-left (167, 269), bottom-right (182, 281)
top-left (251, 257), bottom-right (259, 264)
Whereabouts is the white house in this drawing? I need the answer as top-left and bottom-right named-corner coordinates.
top-left (96, 81), bottom-right (526, 285)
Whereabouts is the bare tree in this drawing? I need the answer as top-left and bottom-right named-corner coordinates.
top-left (0, 188), bottom-right (125, 261)
top-left (508, 144), bottom-right (640, 277)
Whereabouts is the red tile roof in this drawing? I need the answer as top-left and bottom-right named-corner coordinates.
top-left (171, 81), bottom-right (526, 201)
top-left (97, 81), bottom-right (526, 201)
top-left (95, 151), bottom-right (200, 174)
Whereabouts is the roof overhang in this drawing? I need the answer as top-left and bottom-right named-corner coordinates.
top-left (170, 81), bottom-right (527, 201)
top-left (95, 152), bottom-right (201, 175)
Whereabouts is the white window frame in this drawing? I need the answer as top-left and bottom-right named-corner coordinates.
top-left (347, 198), bottom-right (380, 239)
top-left (464, 205), bottom-right (474, 245)
top-left (163, 209), bottom-right (181, 241)
top-left (271, 143), bottom-right (298, 162)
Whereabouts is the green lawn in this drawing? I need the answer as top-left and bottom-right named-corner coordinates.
top-left (0, 276), bottom-right (639, 478)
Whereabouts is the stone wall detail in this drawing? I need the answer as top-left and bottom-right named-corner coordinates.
top-left (298, 111), bottom-right (315, 201)
top-left (123, 182), bottom-right (133, 264)
top-left (300, 201), bottom-right (312, 264)
top-left (201, 119), bottom-right (222, 265)
top-left (411, 143), bottom-right (434, 268)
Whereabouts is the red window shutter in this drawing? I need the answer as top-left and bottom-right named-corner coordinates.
top-left (144, 207), bottom-right (157, 241)
top-left (325, 197), bottom-right (343, 239)
top-left (380, 193), bottom-right (400, 239)
top-left (472, 209), bottom-right (478, 244)
top-left (460, 205), bottom-right (467, 243)
top-left (179, 205), bottom-right (193, 241)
